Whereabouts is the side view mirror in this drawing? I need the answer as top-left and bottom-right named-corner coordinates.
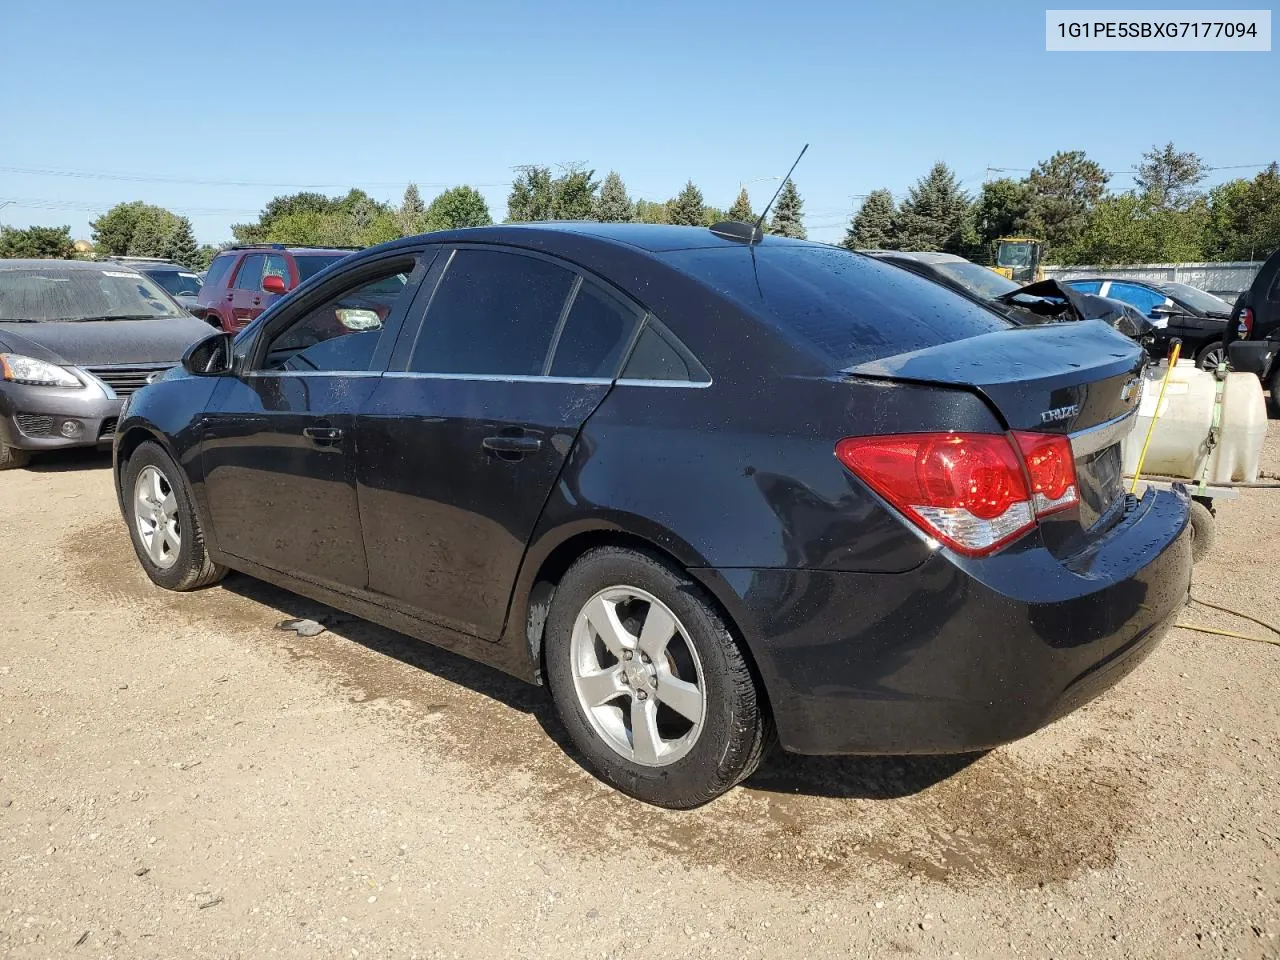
top-left (262, 274), bottom-right (289, 296)
top-left (1151, 304), bottom-right (1177, 316)
top-left (181, 332), bottom-right (235, 377)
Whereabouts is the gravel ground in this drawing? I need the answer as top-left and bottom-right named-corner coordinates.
top-left (1, 424), bottom-right (1278, 959)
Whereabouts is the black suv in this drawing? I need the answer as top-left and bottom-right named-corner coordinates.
top-left (1225, 247), bottom-right (1280, 412)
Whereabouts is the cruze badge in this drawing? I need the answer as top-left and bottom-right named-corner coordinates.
top-left (1120, 377), bottom-right (1141, 402)
top-left (1040, 403), bottom-right (1080, 424)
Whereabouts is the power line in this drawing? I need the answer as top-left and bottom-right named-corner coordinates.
top-left (0, 163), bottom-right (514, 191)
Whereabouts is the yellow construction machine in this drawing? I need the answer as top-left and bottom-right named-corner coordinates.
top-left (993, 237), bottom-right (1044, 284)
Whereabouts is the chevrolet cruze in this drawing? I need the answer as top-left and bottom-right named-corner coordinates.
top-left (112, 223), bottom-right (1192, 808)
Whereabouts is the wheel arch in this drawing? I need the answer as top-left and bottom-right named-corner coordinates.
top-left (511, 524), bottom-right (774, 722)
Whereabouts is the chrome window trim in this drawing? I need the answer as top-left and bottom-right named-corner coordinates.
top-left (1069, 407), bottom-right (1138, 458)
top-left (242, 370), bottom-right (384, 379)
top-left (615, 377), bottom-right (712, 389)
top-left (376, 371), bottom-right (611, 386)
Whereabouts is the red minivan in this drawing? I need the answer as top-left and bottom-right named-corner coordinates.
top-left (196, 244), bottom-right (356, 332)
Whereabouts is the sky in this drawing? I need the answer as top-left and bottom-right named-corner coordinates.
top-left (0, 0), bottom-right (1275, 246)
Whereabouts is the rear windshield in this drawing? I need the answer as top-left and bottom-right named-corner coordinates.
top-left (1156, 281), bottom-right (1233, 315)
top-left (295, 254), bottom-right (348, 283)
top-left (663, 244), bottom-right (1011, 368)
top-left (146, 269), bottom-right (203, 298)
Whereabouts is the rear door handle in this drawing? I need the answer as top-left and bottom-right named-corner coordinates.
top-left (303, 426), bottom-right (344, 444)
top-left (482, 435), bottom-right (542, 454)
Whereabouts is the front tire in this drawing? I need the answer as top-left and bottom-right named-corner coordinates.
top-left (544, 546), bottom-right (771, 808)
top-left (122, 441), bottom-right (226, 591)
top-left (0, 442), bottom-right (31, 470)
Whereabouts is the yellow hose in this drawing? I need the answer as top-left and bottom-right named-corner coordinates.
top-left (1129, 341), bottom-right (1181, 494)
top-left (1176, 594), bottom-right (1280, 647)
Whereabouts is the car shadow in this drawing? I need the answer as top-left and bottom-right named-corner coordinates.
top-left (25, 448), bottom-right (113, 473)
top-left (219, 572), bottom-right (979, 803)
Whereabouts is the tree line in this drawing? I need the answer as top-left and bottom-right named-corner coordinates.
top-left (1, 143), bottom-right (1274, 267)
top-left (845, 144), bottom-right (1280, 265)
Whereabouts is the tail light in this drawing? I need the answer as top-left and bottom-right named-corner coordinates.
top-left (1238, 306), bottom-right (1254, 339)
top-left (835, 431), bottom-right (1080, 557)
top-left (1012, 431), bottom-right (1079, 517)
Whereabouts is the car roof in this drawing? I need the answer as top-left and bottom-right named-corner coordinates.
top-left (0, 258), bottom-right (119, 272)
top-left (398, 222), bottom-right (822, 255)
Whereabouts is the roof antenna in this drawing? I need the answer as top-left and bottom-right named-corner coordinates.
top-left (711, 144), bottom-right (809, 245)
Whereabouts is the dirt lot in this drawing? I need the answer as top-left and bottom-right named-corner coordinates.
top-left (2, 427), bottom-right (1279, 960)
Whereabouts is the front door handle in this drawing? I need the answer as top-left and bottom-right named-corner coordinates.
top-left (303, 426), bottom-right (344, 444)
top-left (482, 435), bottom-right (542, 455)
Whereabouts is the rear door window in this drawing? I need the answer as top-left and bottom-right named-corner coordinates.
top-left (621, 321), bottom-right (709, 382)
top-left (548, 281), bottom-right (643, 378)
top-left (234, 254), bottom-right (266, 291)
top-left (663, 244), bottom-right (1010, 368)
top-left (409, 248), bottom-right (576, 376)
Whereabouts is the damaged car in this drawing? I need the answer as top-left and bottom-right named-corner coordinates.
top-left (0, 259), bottom-right (214, 469)
top-left (865, 251), bottom-right (1157, 348)
top-left (113, 225), bottom-right (1192, 808)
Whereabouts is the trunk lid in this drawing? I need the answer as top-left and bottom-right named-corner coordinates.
top-left (847, 320), bottom-right (1145, 549)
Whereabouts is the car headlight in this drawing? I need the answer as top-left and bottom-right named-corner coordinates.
top-left (0, 353), bottom-right (82, 388)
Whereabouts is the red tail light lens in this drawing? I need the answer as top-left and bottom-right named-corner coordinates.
top-left (1238, 306), bottom-right (1254, 339)
top-left (835, 433), bottom-right (1034, 556)
top-left (835, 431), bottom-right (1081, 557)
top-left (1012, 431), bottom-right (1080, 516)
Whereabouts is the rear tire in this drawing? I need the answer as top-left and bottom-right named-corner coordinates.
top-left (121, 441), bottom-right (226, 591)
top-left (1188, 499), bottom-right (1215, 563)
top-left (1195, 340), bottom-right (1225, 371)
top-left (544, 546), bottom-right (772, 809)
top-left (1269, 374), bottom-right (1280, 419)
top-left (0, 442), bottom-right (30, 470)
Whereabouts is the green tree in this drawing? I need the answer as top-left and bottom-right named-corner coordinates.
top-left (90, 202), bottom-right (178, 257)
top-left (843, 188), bottom-right (896, 250)
top-left (195, 245), bottom-right (219, 270)
top-left (506, 166), bottom-right (555, 222)
top-left (264, 211), bottom-right (352, 247)
top-left (701, 205), bottom-right (727, 227)
top-left (667, 180), bottom-right (706, 226)
top-left (768, 180), bottom-right (806, 239)
top-left (159, 217), bottom-right (201, 268)
top-left (1023, 150), bottom-right (1109, 258)
top-left (1062, 193), bottom-right (1207, 265)
top-left (398, 183), bottom-right (427, 235)
top-left (971, 177), bottom-right (1033, 261)
top-left (232, 191), bottom-right (339, 244)
top-left (594, 171), bottom-right (634, 222)
top-left (634, 199), bottom-right (670, 224)
top-left (0, 225), bottom-right (75, 259)
top-left (893, 163), bottom-right (969, 252)
top-left (1135, 142), bottom-right (1207, 211)
top-left (552, 165), bottom-right (600, 221)
top-left (1204, 164), bottom-right (1280, 261)
top-left (727, 188), bottom-right (754, 223)
top-left (425, 186), bottom-right (493, 231)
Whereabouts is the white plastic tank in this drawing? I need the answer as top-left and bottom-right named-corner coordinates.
top-left (1120, 359), bottom-right (1268, 484)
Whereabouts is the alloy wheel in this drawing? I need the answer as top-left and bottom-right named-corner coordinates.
top-left (569, 586), bottom-right (706, 766)
top-left (133, 465), bottom-right (181, 570)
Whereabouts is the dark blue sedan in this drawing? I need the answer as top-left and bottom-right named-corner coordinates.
top-left (111, 223), bottom-right (1192, 808)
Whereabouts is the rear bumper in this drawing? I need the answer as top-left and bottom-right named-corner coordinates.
top-left (0, 381), bottom-right (122, 450)
top-left (694, 486), bottom-right (1192, 756)
top-left (1228, 340), bottom-right (1276, 381)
